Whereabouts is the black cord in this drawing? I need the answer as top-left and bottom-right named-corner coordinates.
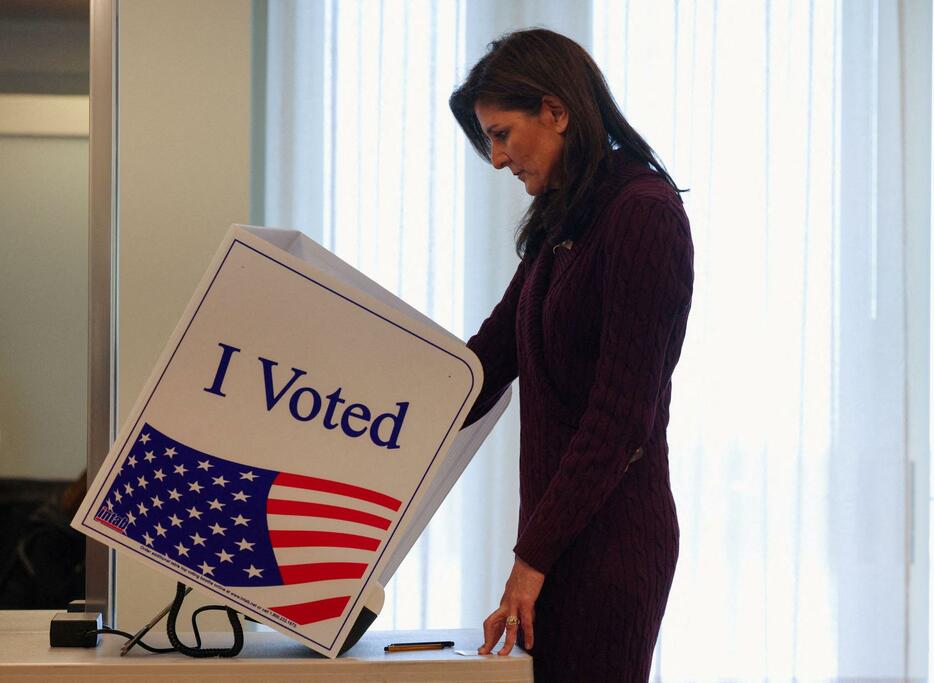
top-left (89, 583), bottom-right (244, 658)
top-left (187, 605), bottom-right (242, 649)
top-left (166, 582), bottom-right (244, 658)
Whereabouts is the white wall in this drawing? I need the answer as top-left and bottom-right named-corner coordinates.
top-left (0, 115), bottom-right (88, 481)
top-left (114, 0), bottom-right (254, 629)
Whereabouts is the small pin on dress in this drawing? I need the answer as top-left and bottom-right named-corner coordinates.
top-left (552, 239), bottom-right (574, 253)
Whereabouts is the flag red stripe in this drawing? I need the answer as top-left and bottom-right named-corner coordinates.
top-left (267, 498), bottom-right (391, 530)
top-left (278, 561), bottom-right (368, 585)
top-left (270, 595), bottom-right (350, 625)
top-left (269, 529), bottom-right (380, 551)
top-left (274, 472), bottom-right (401, 511)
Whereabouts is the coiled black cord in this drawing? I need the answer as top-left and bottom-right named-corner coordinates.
top-left (91, 582), bottom-right (244, 658)
top-left (166, 582), bottom-right (243, 658)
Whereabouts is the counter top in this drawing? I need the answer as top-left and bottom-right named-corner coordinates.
top-left (0, 610), bottom-right (533, 682)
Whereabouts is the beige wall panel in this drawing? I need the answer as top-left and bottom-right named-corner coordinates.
top-left (115, 0), bottom-right (253, 630)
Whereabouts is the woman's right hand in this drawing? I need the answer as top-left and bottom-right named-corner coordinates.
top-left (478, 556), bottom-right (544, 656)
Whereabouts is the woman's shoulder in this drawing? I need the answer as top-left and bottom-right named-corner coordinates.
top-left (599, 150), bottom-right (684, 211)
top-left (586, 152), bottom-right (692, 261)
top-left (588, 153), bottom-right (687, 239)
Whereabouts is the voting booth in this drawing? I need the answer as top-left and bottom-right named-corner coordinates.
top-left (72, 225), bottom-right (510, 658)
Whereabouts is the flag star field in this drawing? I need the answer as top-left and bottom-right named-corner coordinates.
top-left (94, 424), bottom-right (403, 625)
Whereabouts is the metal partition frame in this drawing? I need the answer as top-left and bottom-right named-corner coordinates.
top-left (86, 0), bottom-right (117, 624)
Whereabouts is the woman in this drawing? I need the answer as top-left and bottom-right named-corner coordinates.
top-left (450, 29), bottom-right (693, 681)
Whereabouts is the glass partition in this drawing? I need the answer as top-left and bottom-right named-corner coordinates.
top-left (0, 0), bottom-right (91, 611)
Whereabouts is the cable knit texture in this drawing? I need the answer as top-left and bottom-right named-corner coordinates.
top-left (466, 151), bottom-right (693, 682)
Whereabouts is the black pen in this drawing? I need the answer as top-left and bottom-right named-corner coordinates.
top-left (384, 640), bottom-right (455, 652)
top-left (120, 586), bottom-right (193, 655)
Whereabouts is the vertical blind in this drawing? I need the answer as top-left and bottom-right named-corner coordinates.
top-left (266, 0), bottom-right (477, 629)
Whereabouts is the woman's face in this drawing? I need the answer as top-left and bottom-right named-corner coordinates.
top-left (474, 97), bottom-right (568, 196)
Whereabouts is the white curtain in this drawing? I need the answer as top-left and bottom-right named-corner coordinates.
top-left (265, 0), bottom-right (518, 631)
top-left (263, 0), bottom-right (926, 679)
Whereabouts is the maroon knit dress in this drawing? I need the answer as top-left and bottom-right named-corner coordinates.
top-left (466, 151), bottom-right (693, 682)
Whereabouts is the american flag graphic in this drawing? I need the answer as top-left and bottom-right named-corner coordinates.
top-left (93, 424), bottom-right (401, 626)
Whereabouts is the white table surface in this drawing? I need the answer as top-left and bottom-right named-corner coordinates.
top-left (0, 610), bottom-right (533, 682)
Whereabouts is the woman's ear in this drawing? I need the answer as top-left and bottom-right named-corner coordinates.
top-left (541, 95), bottom-right (569, 134)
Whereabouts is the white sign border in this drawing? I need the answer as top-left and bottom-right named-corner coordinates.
top-left (76, 231), bottom-right (480, 655)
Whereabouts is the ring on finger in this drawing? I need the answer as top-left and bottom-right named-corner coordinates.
top-left (505, 615), bottom-right (520, 627)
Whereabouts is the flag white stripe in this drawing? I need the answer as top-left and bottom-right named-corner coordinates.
top-left (266, 512), bottom-right (389, 534)
top-left (273, 546), bottom-right (374, 566)
top-left (237, 578), bottom-right (362, 604)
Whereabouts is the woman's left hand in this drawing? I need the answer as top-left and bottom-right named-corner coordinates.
top-left (478, 556), bottom-right (545, 656)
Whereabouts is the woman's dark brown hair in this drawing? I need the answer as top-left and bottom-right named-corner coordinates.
top-left (449, 28), bottom-right (684, 260)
